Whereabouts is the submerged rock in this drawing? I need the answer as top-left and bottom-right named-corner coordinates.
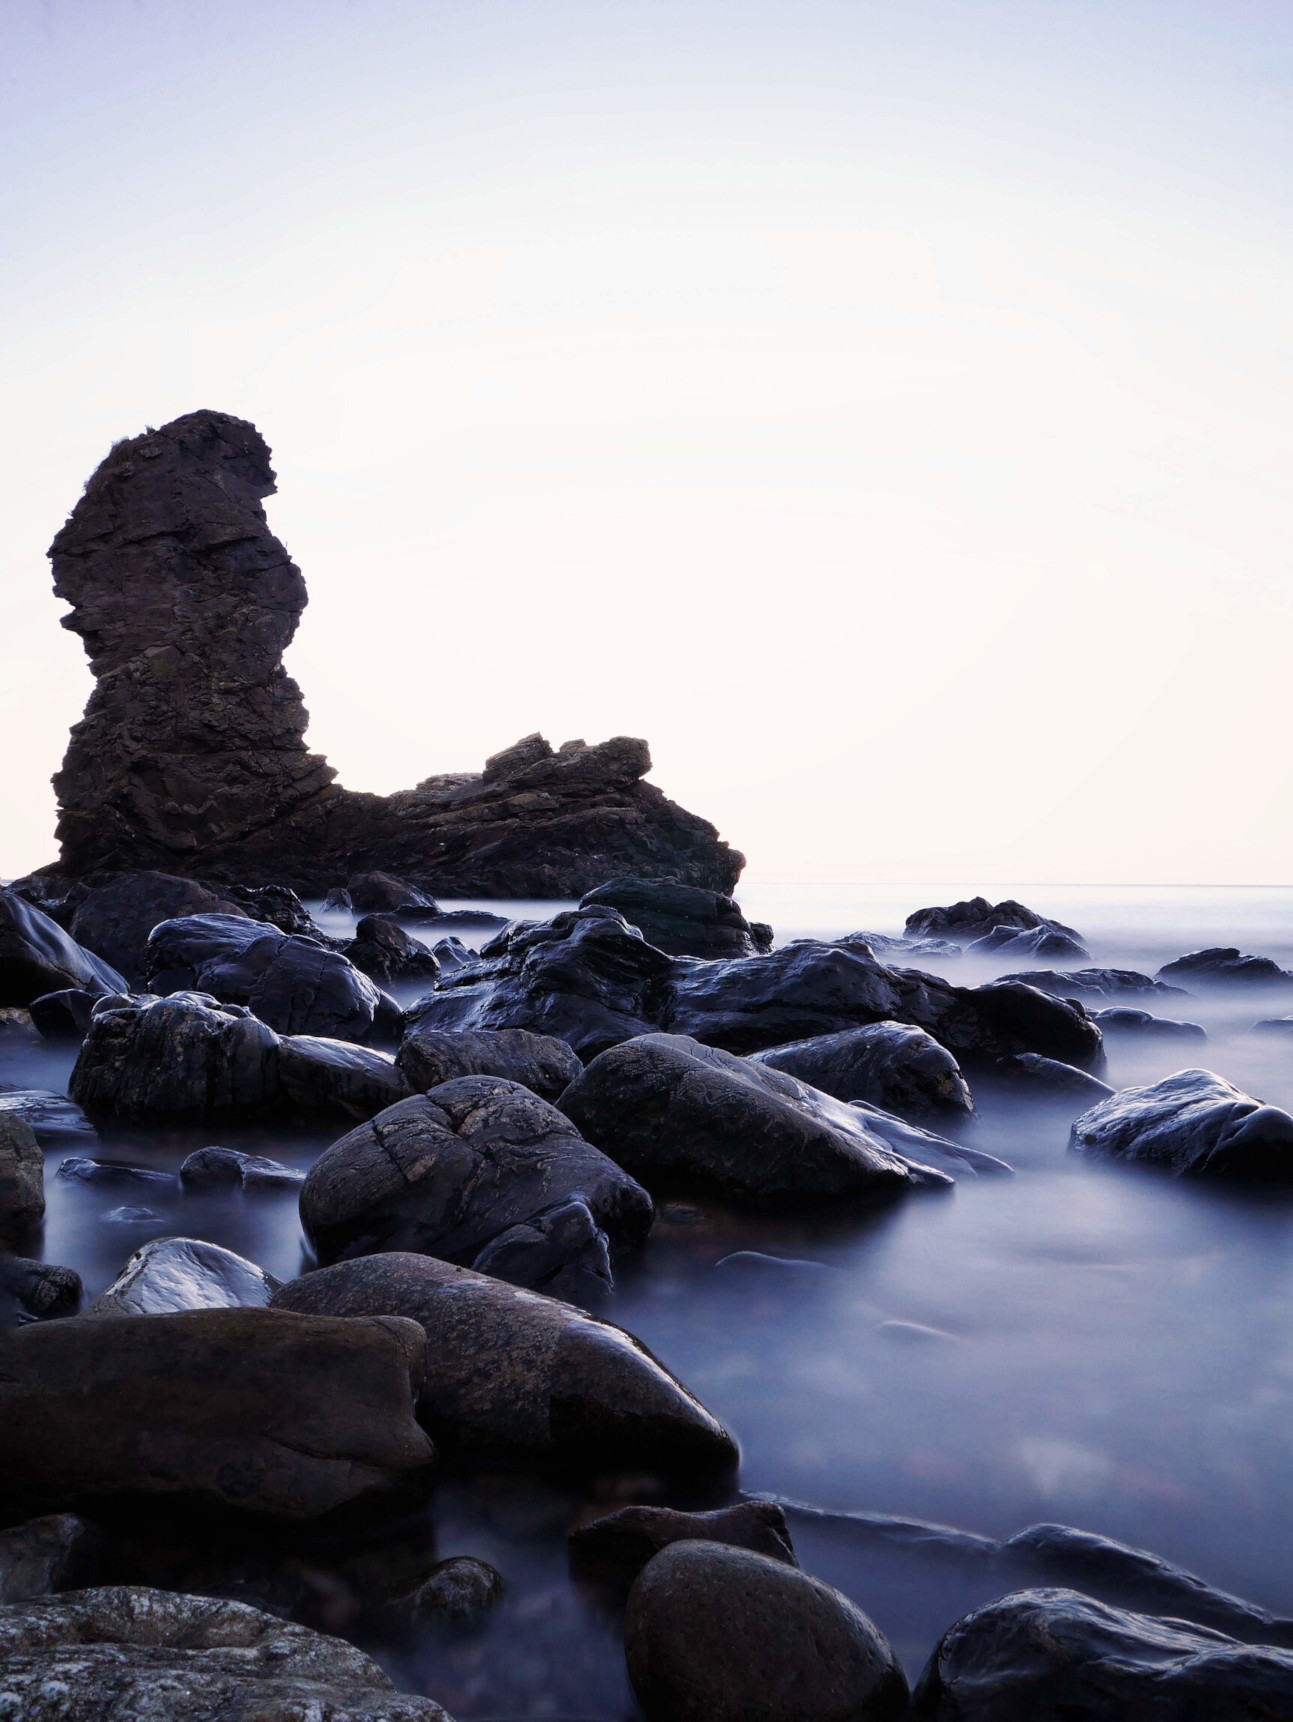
top-left (570, 1501), bottom-right (797, 1591)
top-left (69, 873), bottom-right (248, 986)
top-left (396, 1025), bottom-right (583, 1102)
top-left (1093, 1006), bottom-right (1207, 1041)
top-left (580, 876), bottom-right (772, 959)
top-left (0, 1113), bottom-right (45, 1242)
top-left (965, 923), bottom-right (1090, 961)
top-left (179, 1146), bottom-right (302, 1190)
top-left (0, 1587), bottom-right (452, 1721)
top-left (57, 1156), bottom-right (177, 1189)
top-left (751, 1022), bottom-right (973, 1118)
top-left (0, 890), bottom-right (126, 1006)
top-left (48, 409), bottom-right (741, 895)
top-left (1156, 946), bottom-right (1293, 989)
top-left (991, 1053), bottom-right (1114, 1101)
top-left (560, 1033), bottom-right (994, 1201)
top-left (0, 1089), bottom-right (98, 1147)
top-left (906, 897), bottom-right (1082, 945)
top-left (348, 872), bottom-right (439, 914)
top-left (911, 1586), bottom-right (1293, 1720)
top-left (625, 1542), bottom-right (908, 1722)
top-left (1001, 965), bottom-right (1186, 1000)
top-left (0, 1308), bottom-right (435, 1519)
top-left (1070, 1068), bottom-right (1293, 1179)
top-left (273, 1252), bottom-right (738, 1476)
top-left (0, 1257), bottom-right (82, 1326)
top-left (86, 1238), bottom-right (280, 1316)
top-left (299, 1081), bottom-right (653, 1294)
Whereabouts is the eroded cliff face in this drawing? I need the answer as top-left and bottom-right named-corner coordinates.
top-left (48, 410), bottom-right (742, 896)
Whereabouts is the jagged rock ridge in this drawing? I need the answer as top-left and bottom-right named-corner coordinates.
top-left (48, 410), bottom-right (742, 896)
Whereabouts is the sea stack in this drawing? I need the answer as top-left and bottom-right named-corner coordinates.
top-left (46, 410), bottom-right (742, 895)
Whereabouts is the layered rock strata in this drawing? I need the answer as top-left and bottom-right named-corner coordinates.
top-left (48, 410), bottom-right (742, 895)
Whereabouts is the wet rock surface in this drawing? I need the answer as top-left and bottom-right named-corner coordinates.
top-left (906, 897), bottom-right (1082, 945)
top-left (0, 1088), bottom-right (98, 1146)
top-left (346, 916), bottom-right (442, 985)
top-left (911, 1586), bottom-right (1293, 1720)
top-left (69, 873), bottom-right (248, 986)
top-left (299, 1082), bottom-right (652, 1292)
top-left (625, 1542), bottom-right (909, 1722)
top-left (179, 1145), bottom-right (304, 1190)
top-left (0, 1111), bottom-right (45, 1240)
top-left (0, 1308), bottom-right (435, 1519)
top-left (579, 876), bottom-right (772, 958)
top-left (396, 1026), bottom-right (583, 1102)
top-left (751, 1022), bottom-right (973, 1118)
top-left (1157, 946), bottom-right (1293, 988)
top-left (0, 890), bottom-right (127, 1005)
top-left (272, 1252), bottom-right (738, 1476)
top-left (569, 1501), bottom-right (797, 1590)
top-left (278, 1034), bottom-right (414, 1118)
top-left (47, 409), bottom-right (740, 895)
top-left (1093, 1005), bottom-right (1207, 1040)
top-left (1070, 1067), bottom-right (1293, 1178)
top-left (965, 923), bottom-right (1090, 961)
top-left (0, 1586), bottom-right (452, 1721)
top-left (0, 1255), bottom-right (82, 1325)
top-left (86, 1237), bottom-right (280, 1315)
top-left (991, 1052), bottom-right (1114, 1100)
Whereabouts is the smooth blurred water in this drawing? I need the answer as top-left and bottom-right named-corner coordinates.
top-left (6, 882), bottom-right (1293, 1709)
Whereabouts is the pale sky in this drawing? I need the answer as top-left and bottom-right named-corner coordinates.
top-left (3, 1), bottom-right (1291, 885)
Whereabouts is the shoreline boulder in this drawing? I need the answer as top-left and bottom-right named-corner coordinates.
top-left (751, 1021), bottom-right (973, 1118)
top-left (0, 891), bottom-right (126, 1006)
top-left (1070, 1068), bottom-right (1293, 1179)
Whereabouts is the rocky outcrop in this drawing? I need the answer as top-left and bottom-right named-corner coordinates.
top-left (750, 1022), bottom-right (973, 1119)
top-left (1156, 946), bottom-right (1293, 989)
top-left (45, 410), bottom-right (741, 894)
top-left (579, 877), bottom-right (772, 958)
top-left (906, 897), bottom-right (1082, 945)
top-left (69, 873), bottom-right (248, 986)
top-left (1069, 1069), bottom-right (1293, 1179)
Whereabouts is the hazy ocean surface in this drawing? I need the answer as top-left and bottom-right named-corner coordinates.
top-left (8, 881), bottom-right (1293, 1714)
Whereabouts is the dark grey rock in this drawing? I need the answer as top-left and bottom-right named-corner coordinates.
top-left (751, 1022), bottom-right (972, 1119)
top-left (0, 1586), bottom-right (452, 1720)
top-left (569, 1501), bottom-right (797, 1591)
top-left (965, 923), bottom-right (1090, 961)
top-left (56, 1157), bottom-right (177, 1188)
top-left (380, 1557), bottom-right (505, 1634)
top-left (1157, 946), bottom-right (1293, 989)
top-left (1093, 1007), bottom-right (1207, 1040)
top-left (0, 891), bottom-right (127, 1006)
top-left (220, 883), bottom-right (322, 936)
top-left (396, 1026), bottom-right (583, 1102)
top-left (86, 1238), bottom-right (280, 1316)
top-left (0, 1308), bottom-right (435, 1519)
top-left (999, 966), bottom-right (1186, 1000)
top-left (906, 897), bottom-right (1083, 945)
top-left (323, 887), bottom-right (353, 911)
top-left (180, 1147), bottom-right (303, 1190)
top-left (625, 1542), bottom-right (908, 1722)
top-left (1070, 1068), bottom-right (1293, 1179)
top-left (70, 993), bottom-right (281, 1121)
top-left (0, 1515), bottom-right (102, 1603)
top-left (299, 1082), bottom-right (652, 1292)
top-left (28, 988), bottom-right (99, 1041)
top-left (992, 1053), bottom-right (1115, 1100)
top-left (0, 1114), bottom-right (45, 1242)
top-left (278, 1034), bottom-right (413, 1119)
top-left (0, 1257), bottom-right (82, 1326)
top-left (344, 917), bottom-right (441, 986)
top-left (580, 877), bottom-right (772, 959)
top-left (471, 1196), bottom-right (613, 1302)
top-left (272, 1252), bottom-right (738, 1476)
top-left (560, 1034), bottom-right (999, 1202)
top-left (0, 1089), bottom-right (98, 1147)
top-left (146, 913), bottom-right (397, 1046)
top-left (911, 1586), bottom-right (1293, 1720)
top-left (431, 936), bottom-right (477, 975)
top-left (347, 873), bottom-right (439, 914)
top-left (70, 873), bottom-right (248, 986)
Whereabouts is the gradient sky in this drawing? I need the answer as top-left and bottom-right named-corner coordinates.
top-left (3, 0), bottom-right (1291, 885)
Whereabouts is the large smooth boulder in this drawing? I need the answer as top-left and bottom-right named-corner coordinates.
top-left (906, 896), bottom-right (1082, 944)
top-left (0, 1113), bottom-right (45, 1241)
top-left (751, 1022), bottom-right (972, 1118)
top-left (1093, 1006), bottom-right (1207, 1041)
top-left (965, 923), bottom-right (1089, 961)
top-left (580, 876), bottom-right (772, 958)
top-left (0, 890), bottom-right (126, 1005)
top-left (70, 993), bottom-right (281, 1121)
top-left (625, 1542), bottom-right (908, 1722)
top-left (278, 1034), bottom-right (413, 1118)
top-left (1157, 946), bottom-right (1293, 989)
top-left (561, 1034), bottom-right (1004, 1200)
top-left (396, 1025), bottom-right (583, 1101)
top-left (0, 1586), bottom-right (451, 1721)
top-left (344, 916), bottom-right (441, 985)
top-left (70, 873), bottom-right (248, 986)
top-left (0, 1308), bottom-right (435, 1519)
top-left (569, 1501), bottom-right (797, 1590)
top-left (179, 1147), bottom-right (302, 1190)
top-left (299, 1082), bottom-right (652, 1297)
top-left (272, 1253), bottom-right (737, 1476)
top-left (911, 1586), bottom-right (1293, 1720)
top-left (665, 943), bottom-right (1104, 1069)
top-left (1002, 965), bottom-right (1186, 1001)
top-left (146, 913), bottom-right (398, 1045)
top-left (86, 1238), bottom-right (280, 1316)
top-left (405, 905), bottom-right (673, 1062)
top-left (0, 1515), bottom-right (101, 1603)
top-left (1070, 1068), bottom-right (1293, 1179)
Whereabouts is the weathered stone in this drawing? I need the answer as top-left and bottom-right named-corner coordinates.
top-left (906, 897), bottom-right (1082, 945)
top-left (625, 1542), bottom-right (908, 1722)
top-left (299, 1082), bottom-right (652, 1293)
top-left (560, 1034), bottom-right (1001, 1201)
top-left (751, 1022), bottom-right (972, 1118)
top-left (70, 873), bottom-right (248, 986)
top-left (991, 1053), bottom-right (1115, 1100)
top-left (0, 1257), bottom-right (82, 1326)
top-left (569, 1501), bottom-right (797, 1591)
top-left (911, 1587), bottom-right (1293, 1720)
top-left (180, 1146), bottom-right (303, 1190)
top-left (1000, 965), bottom-right (1186, 1000)
top-left (378, 1557), bottom-right (505, 1634)
top-left (0, 1308), bottom-right (435, 1519)
top-left (470, 1196), bottom-right (614, 1302)
top-left (347, 873), bottom-right (438, 914)
top-left (146, 914), bottom-right (397, 1046)
top-left (0, 1089), bottom-right (98, 1147)
top-left (344, 917), bottom-right (441, 986)
top-left (28, 987), bottom-right (99, 1041)
top-left (0, 1113), bottom-right (45, 1241)
top-left (580, 877), bottom-right (772, 958)
top-left (965, 923), bottom-right (1090, 961)
top-left (220, 882), bottom-right (322, 935)
top-left (86, 1238), bottom-right (280, 1316)
top-left (396, 1025), bottom-right (583, 1102)
top-left (57, 1156), bottom-right (177, 1190)
top-left (70, 993), bottom-right (281, 1121)
top-left (47, 410), bottom-right (741, 895)
top-left (272, 1253), bottom-right (738, 1476)
top-left (0, 1516), bottom-right (102, 1603)
top-left (278, 1034), bottom-right (413, 1119)
top-left (1157, 946), bottom-right (1293, 989)
top-left (0, 1586), bottom-right (452, 1720)
top-left (1093, 1006), bottom-right (1207, 1041)
top-left (1070, 1068), bottom-right (1293, 1179)
top-left (0, 890), bottom-right (126, 1005)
